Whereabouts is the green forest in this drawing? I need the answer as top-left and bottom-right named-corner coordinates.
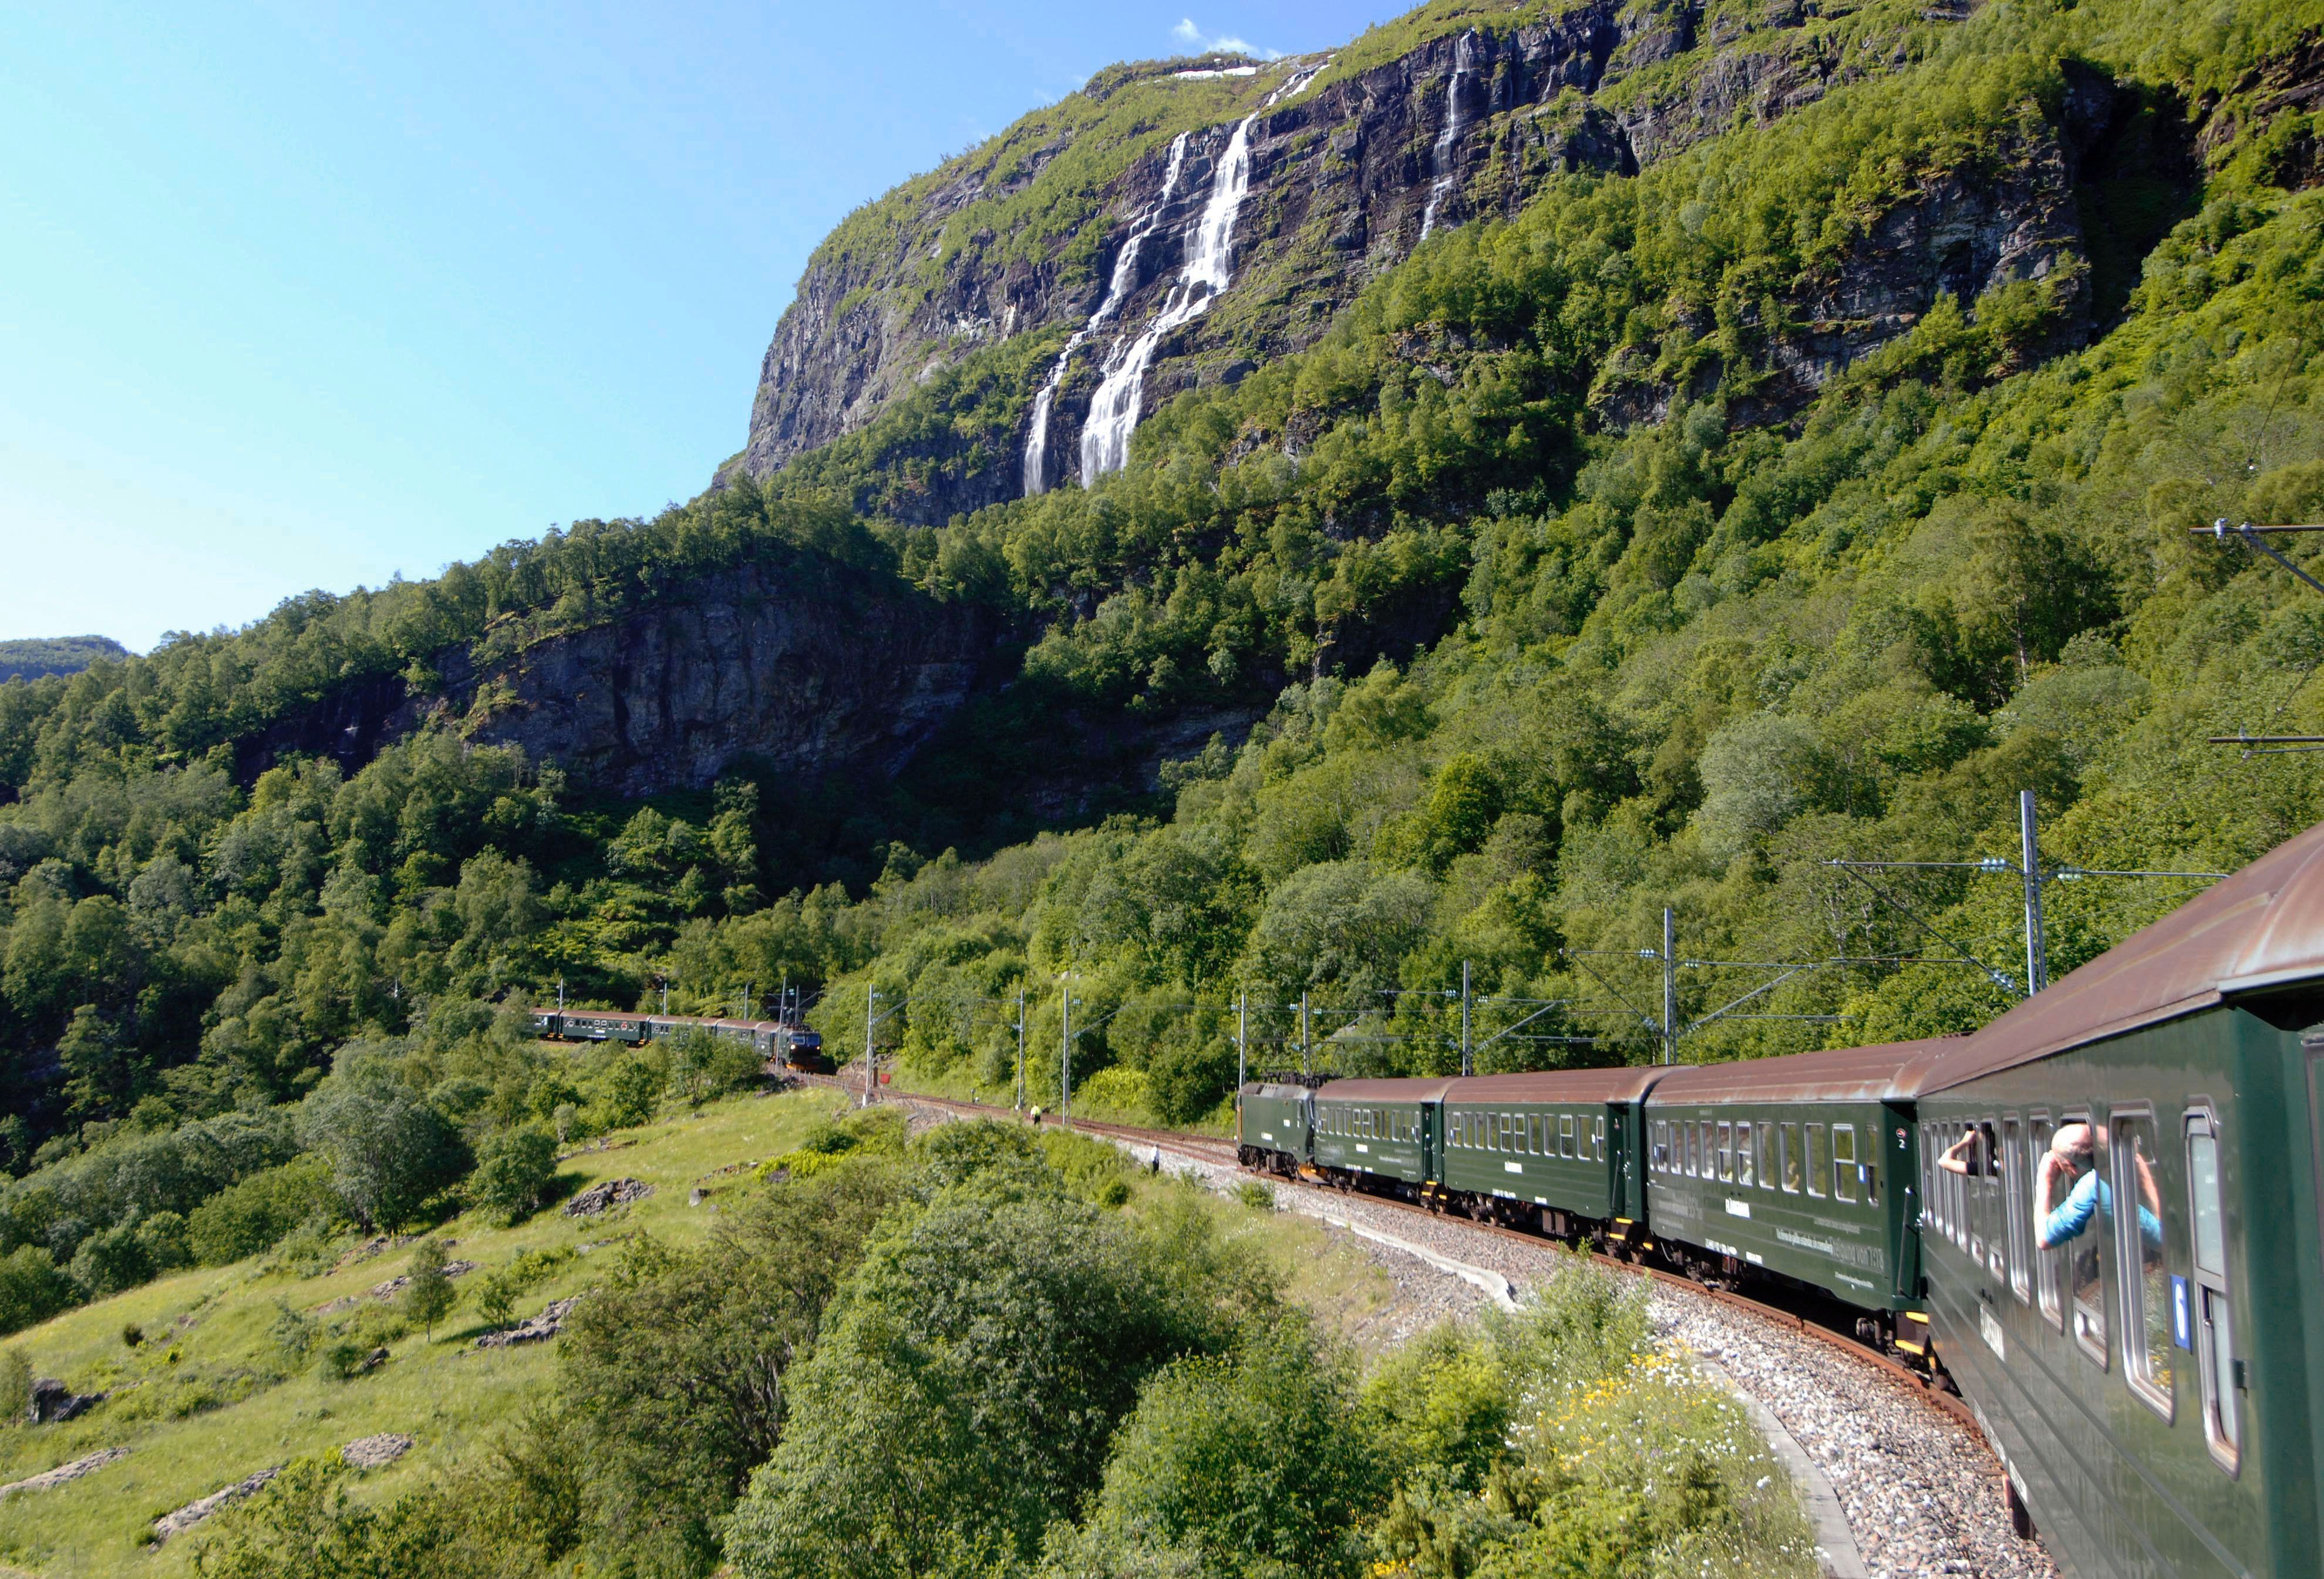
top-left (2, 0), bottom-right (2322, 1393)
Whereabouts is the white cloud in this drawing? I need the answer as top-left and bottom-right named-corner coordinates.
top-left (1173, 18), bottom-right (1280, 58)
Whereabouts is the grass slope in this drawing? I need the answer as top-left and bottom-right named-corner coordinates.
top-left (0, 1088), bottom-right (1407, 1578)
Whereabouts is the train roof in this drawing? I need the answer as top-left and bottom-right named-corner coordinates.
top-left (1643, 1040), bottom-right (1961, 1106)
top-left (1916, 817), bottom-right (2324, 1091)
top-left (1313, 1077), bottom-right (1460, 1103)
top-left (1442, 1067), bottom-right (1672, 1103)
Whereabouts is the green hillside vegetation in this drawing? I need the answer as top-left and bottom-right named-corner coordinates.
top-left (0, 638), bottom-right (132, 684)
top-left (2, 1097), bottom-right (1814, 1579)
top-left (4, 0), bottom-right (2324, 1330)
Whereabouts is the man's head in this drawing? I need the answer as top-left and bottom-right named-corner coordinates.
top-left (2052, 1122), bottom-right (2096, 1161)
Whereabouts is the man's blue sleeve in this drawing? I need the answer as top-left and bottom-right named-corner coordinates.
top-left (2042, 1171), bottom-right (2098, 1247)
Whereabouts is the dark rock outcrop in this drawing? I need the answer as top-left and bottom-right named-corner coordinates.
top-left (429, 560), bottom-right (998, 800)
top-left (235, 556), bottom-right (1003, 801)
top-left (564, 1177), bottom-right (654, 1216)
top-left (26, 1378), bottom-right (102, 1424)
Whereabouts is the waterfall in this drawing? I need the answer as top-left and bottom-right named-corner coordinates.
top-left (1022, 134), bottom-right (1191, 497)
top-left (1418, 32), bottom-right (1477, 241)
top-left (1076, 116), bottom-right (1254, 484)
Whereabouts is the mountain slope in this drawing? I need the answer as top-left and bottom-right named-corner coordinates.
top-left (732, 0), bottom-right (2016, 522)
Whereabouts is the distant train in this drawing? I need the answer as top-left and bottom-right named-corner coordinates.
top-left (526, 1008), bottom-right (830, 1072)
top-left (1242, 820), bottom-right (2324, 1579)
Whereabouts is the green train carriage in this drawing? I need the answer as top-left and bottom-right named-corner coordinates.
top-left (1909, 823), bottom-right (2324, 1579)
top-left (1311, 1079), bottom-right (1444, 1190)
top-left (1433, 1070), bottom-right (1662, 1244)
top-left (1641, 1043), bottom-right (1943, 1332)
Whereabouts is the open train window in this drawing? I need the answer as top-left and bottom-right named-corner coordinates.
top-left (1715, 1123), bottom-right (1732, 1183)
top-left (1737, 1122), bottom-right (1756, 1188)
top-left (1805, 1124), bottom-right (1828, 1198)
top-left (1558, 1113), bottom-right (1574, 1157)
top-left (1832, 1125), bottom-right (1857, 1203)
top-left (1781, 1123), bottom-right (1801, 1193)
top-left (2045, 1109), bottom-right (2109, 1367)
top-left (2185, 1109), bottom-right (2239, 1473)
top-left (1594, 1115), bottom-right (1606, 1162)
top-left (1652, 1120), bottom-right (1669, 1173)
top-left (2030, 1115), bottom-right (2064, 1329)
top-left (2112, 1110), bottom-right (2173, 1418)
top-left (1981, 1122), bottom-right (2006, 1283)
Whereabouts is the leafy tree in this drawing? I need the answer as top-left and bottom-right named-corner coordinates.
top-left (297, 1056), bottom-right (469, 1231)
top-left (470, 1126), bottom-right (558, 1226)
top-left (725, 1178), bottom-right (1214, 1578)
top-left (561, 1159), bottom-right (906, 1578)
top-left (401, 1238), bottom-right (458, 1339)
top-left (0, 1245), bottom-right (73, 1335)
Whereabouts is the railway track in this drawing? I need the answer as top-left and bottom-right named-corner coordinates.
top-left (792, 1073), bottom-right (1978, 1431)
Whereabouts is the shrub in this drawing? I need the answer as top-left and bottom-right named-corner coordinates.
top-left (0, 1346), bottom-right (29, 1423)
top-left (1085, 1318), bottom-right (1385, 1579)
top-left (270, 1301), bottom-right (316, 1363)
top-left (473, 1270), bottom-right (517, 1331)
top-left (1231, 1180), bottom-right (1275, 1213)
top-left (315, 1339), bottom-right (369, 1382)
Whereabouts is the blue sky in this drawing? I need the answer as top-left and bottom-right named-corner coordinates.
top-left (2, 1), bottom-right (1402, 652)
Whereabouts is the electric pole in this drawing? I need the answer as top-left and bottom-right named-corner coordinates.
top-left (1013, 988), bottom-right (1026, 1110)
top-left (862, 984), bottom-right (877, 1107)
top-left (1662, 908), bottom-right (1678, 1066)
top-left (2019, 789), bottom-right (2048, 996)
top-left (1460, 961), bottom-right (1472, 1077)
top-left (1235, 991), bottom-right (1247, 1095)
top-left (1060, 987), bottom-right (1073, 1125)
top-left (1299, 991), bottom-right (1311, 1078)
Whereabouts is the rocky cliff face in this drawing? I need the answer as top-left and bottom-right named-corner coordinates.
top-left (240, 559), bottom-right (1001, 799)
top-left (729, 0), bottom-right (2132, 522)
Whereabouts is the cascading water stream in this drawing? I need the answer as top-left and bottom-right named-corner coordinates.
top-left (1020, 134), bottom-right (1191, 497)
top-left (1075, 60), bottom-right (1329, 487)
top-left (1418, 32), bottom-right (1477, 241)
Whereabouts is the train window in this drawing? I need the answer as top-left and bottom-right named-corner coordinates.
top-left (1737, 1122), bottom-right (1756, 1188)
top-left (1805, 1125), bottom-right (1828, 1198)
top-left (1556, 1113), bottom-right (1572, 1157)
top-left (1652, 1120), bottom-right (1669, 1173)
top-left (1781, 1123), bottom-right (1801, 1193)
top-left (1712, 1123), bottom-right (1730, 1183)
top-left (1685, 1122), bottom-right (1699, 1177)
top-left (2045, 1110), bottom-right (2109, 1366)
top-left (2111, 1112), bottom-right (2173, 1416)
top-left (1594, 1116), bottom-right (1606, 1161)
top-left (2003, 1118), bottom-right (2032, 1304)
top-left (1832, 1126), bottom-right (1857, 1203)
top-left (2185, 1112), bottom-right (2239, 1471)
